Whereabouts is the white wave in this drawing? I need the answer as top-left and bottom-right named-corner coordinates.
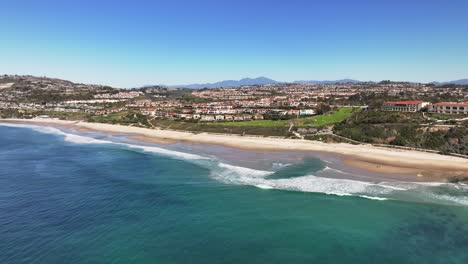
top-left (254, 184), bottom-right (274, 190)
top-left (429, 194), bottom-right (468, 206)
top-left (0, 122), bottom-right (50, 130)
top-left (272, 175), bottom-right (372, 196)
top-left (4, 122), bottom-right (468, 206)
top-left (211, 163), bottom-right (395, 198)
top-left (123, 144), bottom-right (206, 160)
top-left (0, 123), bottom-right (108, 144)
top-left (410, 182), bottom-right (446, 187)
top-left (271, 163), bottom-right (292, 169)
top-left (211, 163), bottom-right (272, 185)
top-left (359, 195), bottom-right (389, 201)
top-left (321, 166), bottom-right (352, 175)
top-left (0, 122), bottom-right (205, 160)
top-left (373, 183), bottom-right (409, 191)
top-left (453, 183), bottom-right (468, 190)
top-left (65, 133), bottom-right (109, 144)
top-left (210, 162), bottom-right (468, 206)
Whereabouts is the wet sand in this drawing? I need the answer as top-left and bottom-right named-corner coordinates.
top-left (2, 118), bottom-right (468, 182)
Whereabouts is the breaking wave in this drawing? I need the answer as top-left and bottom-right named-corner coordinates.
top-left (209, 162), bottom-right (468, 205)
top-left (2, 122), bottom-right (467, 206)
top-left (0, 123), bottom-right (205, 160)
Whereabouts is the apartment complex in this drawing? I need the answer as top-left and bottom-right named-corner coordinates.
top-left (429, 102), bottom-right (468, 115)
top-left (382, 101), bottom-right (429, 112)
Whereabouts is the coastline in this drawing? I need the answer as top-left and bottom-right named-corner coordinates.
top-left (2, 118), bottom-right (468, 182)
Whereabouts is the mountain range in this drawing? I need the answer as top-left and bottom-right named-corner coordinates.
top-left (166, 77), bottom-right (279, 89)
top-left (431, 79), bottom-right (468, 85)
top-left (166, 77), bottom-right (364, 89)
top-left (4, 74), bottom-right (467, 89)
top-left (293, 79), bottom-right (362, 84)
top-left (163, 77), bottom-right (468, 89)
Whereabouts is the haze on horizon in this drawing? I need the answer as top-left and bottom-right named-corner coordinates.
top-left (1, 0), bottom-right (468, 88)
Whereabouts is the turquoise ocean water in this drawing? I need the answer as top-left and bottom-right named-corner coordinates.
top-left (1, 123), bottom-right (468, 263)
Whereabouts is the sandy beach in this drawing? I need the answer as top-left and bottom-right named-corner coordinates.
top-left (2, 118), bottom-right (468, 181)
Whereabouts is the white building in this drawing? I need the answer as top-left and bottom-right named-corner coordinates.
top-left (429, 102), bottom-right (468, 115)
top-left (382, 101), bottom-right (429, 112)
top-left (299, 109), bottom-right (316, 116)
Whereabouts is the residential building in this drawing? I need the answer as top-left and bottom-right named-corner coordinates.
top-left (382, 101), bottom-right (429, 112)
top-left (200, 115), bottom-right (215, 121)
top-left (299, 109), bottom-right (316, 116)
top-left (253, 114), bottom-right (264, 120)
top-left (429, 102), bottom-right (468, 115)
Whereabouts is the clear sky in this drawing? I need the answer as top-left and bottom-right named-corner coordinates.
top-left (1, 0), bottom-right (467, 87)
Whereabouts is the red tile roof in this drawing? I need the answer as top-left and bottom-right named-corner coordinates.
top-left (433, 102), bottom-right (468, 107)
top-left (384, 101), bottom-right (424, 105)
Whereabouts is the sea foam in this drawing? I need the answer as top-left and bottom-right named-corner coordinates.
top-left (2, 122), bottom-right (467, 205)
top-left (0, 122), bottom-right (205, 160)
top-left (210, 161), bottom-right (468, 205)
top-left (211, 162), bottom-right (397, 198)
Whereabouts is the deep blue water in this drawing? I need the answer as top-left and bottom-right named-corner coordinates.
top-left (1, 124), bottom-right (468, 263)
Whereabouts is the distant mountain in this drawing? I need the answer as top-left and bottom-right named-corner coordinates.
top-left (294, 79), bottom-right (362, 84)
top-left (432, 79), bottom-right (468, 85)
top-left (169, 77), bottom-right (279, 89)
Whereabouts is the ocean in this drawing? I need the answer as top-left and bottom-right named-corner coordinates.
top-left (1, 123), bottom-right (468, 263)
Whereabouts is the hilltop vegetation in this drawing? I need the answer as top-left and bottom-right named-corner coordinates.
top-left (334, 111), bottom-right (468, 155)
top-left (88, 112), bottom-right (151, 127)
top-left (0, 109), bottom-right (90, 120)
top-left (1, 75), bottom-right (114, 103)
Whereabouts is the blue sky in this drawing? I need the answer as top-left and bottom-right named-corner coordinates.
top-left (1, 0), bottom-right (467, 87)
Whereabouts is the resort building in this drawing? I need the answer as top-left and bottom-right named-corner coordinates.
top-left (382, 101), bottom-right (429, 112)
top-left (428, 102), bottom-right (468, 115)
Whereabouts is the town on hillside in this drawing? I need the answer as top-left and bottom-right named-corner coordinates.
top-left (1, 74), bottom-right (467, 155)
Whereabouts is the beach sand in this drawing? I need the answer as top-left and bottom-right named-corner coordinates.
top-left (2, 118), bottom-right (468, 182)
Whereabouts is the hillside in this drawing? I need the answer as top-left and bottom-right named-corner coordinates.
top-left (334, 111), bottom-right (468, 155)
top-left (0, 75), bottom-right (116, 102)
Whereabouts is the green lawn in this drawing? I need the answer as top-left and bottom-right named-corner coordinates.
top-left (210, 108), bottom-right (357, 128)
top-left (210, 118), bottom-right (291, 127)
top-left (299, 107), bottom-right (356, 127)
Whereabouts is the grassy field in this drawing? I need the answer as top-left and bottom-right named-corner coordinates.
top-left (209, 107), bottom-right (357, 128)
top-left (210, 118), bottom-right (290, 127)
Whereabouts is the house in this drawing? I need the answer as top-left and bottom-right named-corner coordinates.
top-left (287, 109), bottom-right (300, 116)
top-left (35, 115), bottom-right (51, 119)
top-left (429, 102), bottom-right (468, 115)
top-left (215, 115), bottom-right (225, 121)
top-left (179, 114), bottom-right (196, 119)
top-left (200, 115), bottom-right (215, 121)
top-left (253, 114), bottom-right (264, 120)
top-left (234, 115), bottom-right (244, 121)
top-left (382, 101), bottom-right (429, 112)
top-left (242, 114), bottom-right (253, 121)
top-left (270, 109), bottom-right (288, 116)
top-left (225, 115), bottom-right (234, 121)
top-left (299, 109), bottom-right (316, 116)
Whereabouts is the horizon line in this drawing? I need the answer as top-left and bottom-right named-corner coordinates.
top-left (2, 73), bottom-right (467, 88)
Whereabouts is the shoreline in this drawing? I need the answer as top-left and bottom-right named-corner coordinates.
top-left (2, 118), bottom-right (468, 182)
